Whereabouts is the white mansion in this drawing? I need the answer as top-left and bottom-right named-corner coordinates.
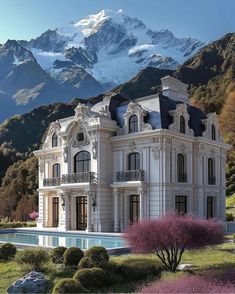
top-left (34, 76), bottom-right (230, 232)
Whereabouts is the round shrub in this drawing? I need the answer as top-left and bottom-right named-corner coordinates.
top-left (84, 246), bottom-right (109, 268)
top-left (74, 267), bottom-right (109, 290)
top-left (77, 257), bottom-right (90, 269)
top-left (0, 243), bottom-right (17, 259)
top-left (52, 278), bottom-right (88, 294)
top-left (51, 246), bottom-right (67, 264)
top-left (63, 247), bottom-right (84, 267)
top-left (15, 248), bottom-right (49, 271)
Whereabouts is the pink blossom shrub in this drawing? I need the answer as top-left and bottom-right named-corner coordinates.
top-left (29, 211), bottom-right (39, 221)
top-left (124, 214), bottom-right (224, 272)
top-left (139, 275), bottom-right (235, 293)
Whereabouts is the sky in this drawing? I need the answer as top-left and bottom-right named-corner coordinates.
top-left (0, 0), bottom-right (234, 44)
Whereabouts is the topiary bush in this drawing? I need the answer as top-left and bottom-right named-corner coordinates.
top-left (0, 243), bottom-right (17, 260)
top-left (15, 248), bottom-right (49, 271)
top-left (51, 246), bottom-right (67, 264)
top-left (83, 246), bottom-right (109, 268)
top-left (63, 247), bottom-right (84, 267)
top-left (74, 267), bottom-right (109, 290)
top-left (52, 278), bottom-right (88, 294)
top-left (77, 257), bottom-right (90, 269)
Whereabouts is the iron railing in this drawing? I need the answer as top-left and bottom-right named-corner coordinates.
top-left (116, 170), bottom-right (145, 182)
top-left (43, 177), bottom-right (61, 187)
top-left (62, 172), bottom-right (96, 184)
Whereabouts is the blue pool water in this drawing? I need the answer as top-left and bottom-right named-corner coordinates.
top-left (0, 230), bottom-right (125, 249)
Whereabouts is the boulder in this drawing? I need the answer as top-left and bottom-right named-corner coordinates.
top-left (7, 271), bottom-right (48, 293)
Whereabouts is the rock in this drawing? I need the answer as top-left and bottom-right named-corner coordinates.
top-left (7, 271), bottom-right (48, 294)
top-left (177, 263), bottom-right (194, 270)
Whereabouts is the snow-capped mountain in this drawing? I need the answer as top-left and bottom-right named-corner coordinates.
top-left (0, 9), bottom-right (205, 122)
top-left (19, 9), bottom-right (204, 87)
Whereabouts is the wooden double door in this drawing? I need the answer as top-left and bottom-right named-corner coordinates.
top-left (76, 196), bottom-right (87, 230)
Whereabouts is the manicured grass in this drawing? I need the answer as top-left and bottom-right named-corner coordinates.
top-left (0, 261), bottom-right (27, 293)
top-left (1, 243), bottom-right (235, 293)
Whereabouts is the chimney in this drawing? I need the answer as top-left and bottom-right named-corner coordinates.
top-left (161, 76), bottom-right (188, 103)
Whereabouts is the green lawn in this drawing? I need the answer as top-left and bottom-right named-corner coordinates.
top-left (1, 243), bottom-right (235, 293)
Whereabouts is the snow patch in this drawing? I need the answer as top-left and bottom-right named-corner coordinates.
top-left (32, 49), bottom-right (67, 70)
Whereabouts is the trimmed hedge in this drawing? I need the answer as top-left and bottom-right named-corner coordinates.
top-left (51, 246), bottom-right (67, 264)
top-left (0, 243), bottom-right (17, 260)
top-left (53, 278), bottom-right (88, 294)
top-left (0, 222), bottom-right (36, 229)
top-left (63, 247), bottom-right (84, 267)
top-left (74, 267), bottom-right (109, 290)
top-left (107, 256), bottom-right (163, 281)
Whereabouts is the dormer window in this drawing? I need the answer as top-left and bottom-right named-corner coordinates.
top-left (52, 133), bottom-right (58, 147)
top-left (180, 116), bottom-right (186, 134)
top-left (129, 115), bottom-right (138, 133)
top-left (211, 124), bottom-right (216, 141)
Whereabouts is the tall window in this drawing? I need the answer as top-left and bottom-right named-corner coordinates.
top-left (180, 116), bottom-right (186, 134)
top-left (211, 124), bottom-right (216, 141)
top-left (129, 115), bottom-right (138, 133)
top-left (177, 153), bottom-right (187, 182)
top-left (207, 196), bottom-right (214, 219)
top-left (52, 163), bottom-right (61, 178)
top-left (130, 195), bottom-right (139, 223)
top-left (52, 133), bottom-right (58, 147)
top-left (208, 158), bottom-right (215, 185)
top-left (74, 151), bottom-right (91, 173)
top-left (128, 152), bottom-right (140, 170)
top-left (175, 196), bottom-right (187, 215)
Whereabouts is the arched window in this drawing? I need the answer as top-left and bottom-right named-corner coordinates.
top-left (129, 115), bottom-right (138, 133)
top-left (208, 158), bottom-right (215, 185)
top-left (211, 124), bottom-right (216, 141)
top-left (180, 116), bottom-right (186, 134)
top-left (52, 163), bottom-right (60, 178)
top-left (128, 152), bottom-right (140, 170)
top-left (52, 133), bottom-right (58, 147)
top-left (74, 151), bottom-right (91, 173)
top-left (177, 153), bottom-right (187, 182)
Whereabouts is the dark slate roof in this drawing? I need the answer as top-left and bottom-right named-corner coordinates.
top-left (158, 94), bottom-right (206, 136)
top-left (95, 93), bottom-right (206, 137)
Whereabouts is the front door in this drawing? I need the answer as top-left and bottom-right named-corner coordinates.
top-left (52, 197), bottom-right (59, 227)
top-left (129, 195), bottom-right (139, 224)
top-left (76, 196), bottom-right (87, 230)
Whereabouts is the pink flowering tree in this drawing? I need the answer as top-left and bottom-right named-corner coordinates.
top-left (29, 211), bottom-right (39, 221)
top-left (124, 214), bottom-right (224, 272)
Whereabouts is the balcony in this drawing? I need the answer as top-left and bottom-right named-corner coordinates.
top-left (116, 170), bottom-right (145, 182)
top-left (43, 177), bottom-right (61, 187)
top-left (208, 176), bottom-right (216, 185)
top-left (177, 173), bottom-right (187, 183)
top-left (61, 172), bottom-right (96, 184)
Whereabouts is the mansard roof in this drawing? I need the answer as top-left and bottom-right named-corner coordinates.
top-left (104, 93), bottom-right (206, 137)
top-left (56, 91), bottom-right (206, 138)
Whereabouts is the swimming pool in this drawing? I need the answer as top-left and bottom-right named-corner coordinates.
top-left (0, 230), bottom-right (125, 250)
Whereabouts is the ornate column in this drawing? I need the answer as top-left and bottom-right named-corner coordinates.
top-left (138, 188), bottom-right (144, 220)
top-left (37, 192), bottom-right (45, 229)
top-left (113, 188), bottom-right (120, 232)
top-left (59, 191), bottom-right (71, 231)
top-left (86, 192), bottom-right (93, 232)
